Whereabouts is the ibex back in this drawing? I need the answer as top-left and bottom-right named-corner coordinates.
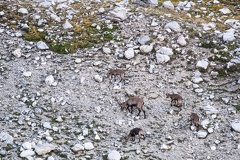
top-left (107, 69), bottom-right (125, 82)
top-left (117, 97), bottom-right (146, 118)
top-left (126, 128), bottom-right (145, 143)
top-left (166, 93), bottom-right (183, 107)
top-left (190, 113), bottom-right (200, 130)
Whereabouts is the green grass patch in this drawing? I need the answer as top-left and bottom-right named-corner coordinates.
top-left (234, 105), bottom-right (240, 111)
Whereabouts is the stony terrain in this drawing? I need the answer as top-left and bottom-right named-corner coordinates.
top-left (0, 0), bottom-right (239, 160)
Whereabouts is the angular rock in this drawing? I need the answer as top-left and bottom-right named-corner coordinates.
top-left (138, 36), bottom-right (150, 45)
top-left (71, 144), bottom-right (84, 152)
top-left (45, 75), bottom-right (54, 86)
top-left (109, 7), bottom-right (128, 21)
top-left (0, 132), bottom-right (13, 144)
top-left (163, 1), bottom-right (174, 10)
top-left (20, 150), bottom-right (35, 158)
top-left (12, 48), bottom-right (22, 58)
top-left (37, 41), bottom-right (49, 50)
top-left (156, 54), bottom-right (170, 63)
top-left (140, 45), bottom-right (153, 53)
top-left (219, 7), bottom-right (231, 14)
top-left (103, 47), bottom-right (111, 54)
top-left (35, 144), bottom-right (56, 155)
top-left (157, 47), bottom-right (173, 55)
top-left (108, 150), bottom-right (121, 160)
top-left (83, 142), bottom-right (94, 150)
top-left (196, 59), bottom-right (209, 70)
top-left (223, 28), bottom-right (235, 42)
top-left (177, 35), bottom-right (187, 46)
top-left (197, 130), bottom-right (208, 138)
top-left (165, 21), bottom-right (181, 32)
top-left (63, 20), bottom-right (73, 29)
top-left (22, 142), bottom-right (33, 150)
top-left (231, 121), bottom-right (240, 133)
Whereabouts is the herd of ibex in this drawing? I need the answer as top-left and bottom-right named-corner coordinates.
top-left (107, 69), bottom-right (201, 143)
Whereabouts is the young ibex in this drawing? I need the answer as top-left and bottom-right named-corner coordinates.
top-left (190, 113), bottom-right (200, 130)
top-left (166, 93), bottom-right (183, 107)
top-left (107, 69), bottom-right (125, 82)
top-left (117, 97), bottom-right (146, 118)
top-left (126, 128), bottom-right (145, 143)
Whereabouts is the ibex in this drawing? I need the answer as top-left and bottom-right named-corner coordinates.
top-left (107, 69), bottom-right (125, 82)
top-left (166, 93), bottom-right (183, 107)
top-left (126, 128), bottom-right (145, 143)
top-left (117, 97), bottom-right (146, 118)
top-left (190, 113), bottom-right (200, 130)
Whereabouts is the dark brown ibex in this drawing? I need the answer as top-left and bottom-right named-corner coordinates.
top-left (107, 69), bottom-right (125, 82)
top-left (166, 93), bottom-right (183, 107)
top-left (126, 128), bottom-right (145, 143)
top-left (190, 113), bottom-right (200, 130)
top-left (117, 97), bottom-right (146, 118)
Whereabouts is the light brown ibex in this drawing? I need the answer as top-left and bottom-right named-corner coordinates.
top-left (107, 69), bottom-right (125, 82)
top-left (190, 113), bottom-right (200, 130)
top-left (117, 97), bottom-right (146, 118)
top-left (166, 93), bottom-right (183, 107)
top-left (126, 128), bottom-right (145, 143)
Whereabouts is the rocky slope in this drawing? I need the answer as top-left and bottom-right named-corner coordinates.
top-left (0, 0), bottom-right (239, 160)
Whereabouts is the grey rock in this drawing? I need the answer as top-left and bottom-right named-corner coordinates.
top-left (138, 36), bottom-right (150, 45)
top-left (12, 48), bottom-right (22, 58)
top-left (83, 142), bottom-right (94, 150)
top-left (231, 121), bottom-right (240, 133)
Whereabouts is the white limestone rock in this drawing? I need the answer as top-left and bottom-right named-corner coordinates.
top-left (22, 142), bottom-right (33, 150)
top-left (140, 45), bottom-right (153, 53)
top-left (12, 48), bottom-right (22, 58)
top-left (219, 7), bottom-right (231, 14)
top-left (23, 71), bottom-right (32, 77)
top-left (138, 36), bottom-right (150, 45)
top-left (196, 59), bottom-right (209, 70)
top-left (108, 150), bottom-right (121, 160)
top-left (71, 144), bottom-right (84, 152)
top-left (103, 47), bottom-right (111, 54)
top-left (231, 121), bottom-right (240, 133)
top-left (223, 28), bottom-right (235, 42)
top-left (192, 77), bottom-right (203, 83)
top-left (20, 150), bottom-right (35, 158)
top-left (197, 130), bottom-right (208, 138)
top-left (18, 8), bottom-right (28, 14)
top-left (109, 7), bottom-right (128, 21)
top-left (45, 75), bottom-right (54, 86)
top-left (94, 75), bottom-right (103, 82)
top-left (35, 144), bottom-right (56, 155)
top-left (0, 132), bottom-right (13, 144)
top-left (202, 22), bottom-right (216, 31)
top-left (177, 35), bottom-right (187, 46)
top-left (201, 119), bottom-right (210, 129)
top-left (165, 21), bottom-right (181, 32)
top-left (43, 122), bottom-right (52, 129)
top-left (163, 1), bottom-right (174, 10)
top-left (124, 48), bottom-right (135, 59)
top-left (63, 20), bottom-right (73, 29)
top-left (157, 47), bottom-right (173, 55)
top-left (156, 54), bottom-right (170, 63)
top-left (37, 41), bottom-right (49, 50)
top-left (83, 142), bottom-right (94, 150)
top-left (203, 105), bottom-right (219, 115)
